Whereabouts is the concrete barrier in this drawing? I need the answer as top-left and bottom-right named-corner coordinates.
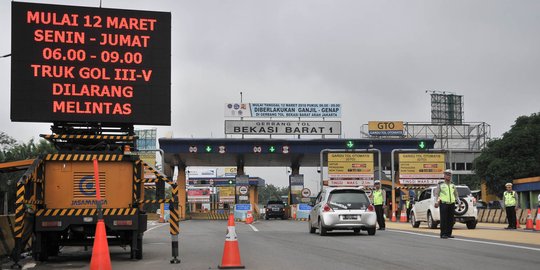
top-left (517, 209), bottom-right (526, 224)
top-left (0, 215), bottom-right (15, 257)
top-left (479, 209), bottom-right (485, 222)
top-left (499, 210), bottom-right (507, 224)
top-left (478, 209), bottom-right (486, 223)
top-left (495, 209), bottom-right (505, 223)
top-left (489, 209), bottom-right (499, 223)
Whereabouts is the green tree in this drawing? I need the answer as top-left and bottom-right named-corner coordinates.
top-left (258, 184), bottom-right (288, 204)
top-left (0, 132), bottom-right (17, 151)
top-left (474, 112), bottom-right (540, 196)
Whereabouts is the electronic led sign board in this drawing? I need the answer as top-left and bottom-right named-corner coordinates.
top-left (11, 2), bottom-right (171, 125)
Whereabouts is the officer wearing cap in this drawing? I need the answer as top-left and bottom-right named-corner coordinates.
top-left (502, 182), bottom-right (519, 229)
top-left (434, 169), bottom-right (459, 239)
top-left (372, 180), bottom-right (386, 230)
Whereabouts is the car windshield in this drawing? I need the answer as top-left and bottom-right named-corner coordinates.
top-left (457, 187), bottom-right (471, 197)
top-left (328, 190), bottom-right (369, 210)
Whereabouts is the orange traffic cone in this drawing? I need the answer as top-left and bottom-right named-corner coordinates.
top-left (516, 219), bottom-right (521, 229)
top-left (90, 220), bottom-right (111, 270)
top-left (399, 209), bottom-right (407, 223)
top-left (218, 214), bottom-right (245, 269)
top-left (535, 212), bottom-right (540, 231)
top-left (391, 211), bottom-right (397, 222)
top-left (525, 209), bottom-right (534, 230)
top-left (245, 211), bottom-right (253, 224)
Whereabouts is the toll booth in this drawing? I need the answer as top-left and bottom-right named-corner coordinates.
top-left (186, 177), bottom-right (264, 220)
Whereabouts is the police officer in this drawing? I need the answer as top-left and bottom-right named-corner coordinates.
top-left (502, 183), bottom-right (519, 229)
top-left (434, 169), bottom-right (459, 239)
top-left (372, 180), bottom-right (386, 230)
top-left (406, 198), bottom-right (412, 222)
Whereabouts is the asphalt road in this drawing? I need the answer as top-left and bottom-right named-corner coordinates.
top-left (3, 220), bottom-right (540, 270)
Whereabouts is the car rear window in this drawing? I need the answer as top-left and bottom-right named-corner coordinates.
top-left (328, 190), bottom-right (369, 210)
top-left (457, 187), bottom-right (471, 197)
top-left (267, 201), bottom-right (284, 207)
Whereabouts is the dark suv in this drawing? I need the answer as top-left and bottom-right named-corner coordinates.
top-left (265, 200), bottom-right (286, 220)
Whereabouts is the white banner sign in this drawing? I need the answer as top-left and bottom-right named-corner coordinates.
top-left (188, 168), bottom-right (217, 178)
top-left (399, 179), bottom-right (443, 185)
top-left (219, 196), bottom-right (235, 203)
top-left (328, 179), bottom-right (375, 187)
top-left (225, 120), bottom-right (341, 135)
top-left (225, 103), bottom-right (341, 118)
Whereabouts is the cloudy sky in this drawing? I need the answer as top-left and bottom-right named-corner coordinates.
top-left (1, 0), bottom-right (539, 189)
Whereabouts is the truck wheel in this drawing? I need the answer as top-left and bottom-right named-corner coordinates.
top-left (47, 233), bottom-right (60, 257)
top-left (33, 233), bottom-right (48, 262)
top-left (135, 236), bottom-right (143, 260)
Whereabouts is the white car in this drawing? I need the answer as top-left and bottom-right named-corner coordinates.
top-left (308, 187), bottom-right (377, 236)
top-left (410, 185), bottom-right (478, 229)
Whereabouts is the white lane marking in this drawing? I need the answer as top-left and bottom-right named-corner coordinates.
top-left (22, 262), bottom-right (37, 269)
top-left (146, 223), bottom-right (169, 233)
top-left (248, 224), bottom-right (259, 232)
top-left (388, 229), bottom-right (540, 252)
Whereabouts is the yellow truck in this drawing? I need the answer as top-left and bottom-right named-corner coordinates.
top-left (11, 132), bottom-right (171, 263)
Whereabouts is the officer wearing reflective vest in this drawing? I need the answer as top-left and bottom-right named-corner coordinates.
top-left (372, 180), bottom-right (386, 230)
top-left (434, 169), bottom-right (459, 239)
top-left (502, 183), bottom-right (519, 229)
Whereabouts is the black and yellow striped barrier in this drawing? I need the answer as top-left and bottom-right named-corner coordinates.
top-left (144, 186), bottom-right (157, 190)
top-left (169, 207), bottom-right (180, 235)
top-left (133, 160), bottom-right (141, 202)
top-left (41, 134), bottom-right (135, 141)
top-left (14, 184), bottom-right (25, 239)
top-left (23, 200), bottom-right (44, 205)
top-left (142, 162), bottom-right (174, 186)
top-left (208, 212), bottom-right (229, 220)
top-left (137, 178), bottom-right (160, 183)
top-left (16, 158), bottom-right (43, 185)
top-left (45, 153), bottom-right (125, 162)
top-left (137, 199), bottom-right (174, 204)
top-left (169, 184), bottom-right (180, 235)
top-left (36, 208), bottom-right (137, 217)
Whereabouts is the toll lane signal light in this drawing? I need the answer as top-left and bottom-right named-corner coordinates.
top-left (268, 146), bottom-right (276, 153)
top-left (346, 140), bottom-right (354, 149)
top-left (418, 141), bottom-right (426, 150)
top-left (205, 146), bottom-right (213, 153)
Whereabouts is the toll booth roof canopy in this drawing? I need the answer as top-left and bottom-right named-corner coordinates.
top-left (159, 138), bottom-right (435, 167)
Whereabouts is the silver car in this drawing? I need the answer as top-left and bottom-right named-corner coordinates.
top-left (308, 187), bottom-right (377, 236)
